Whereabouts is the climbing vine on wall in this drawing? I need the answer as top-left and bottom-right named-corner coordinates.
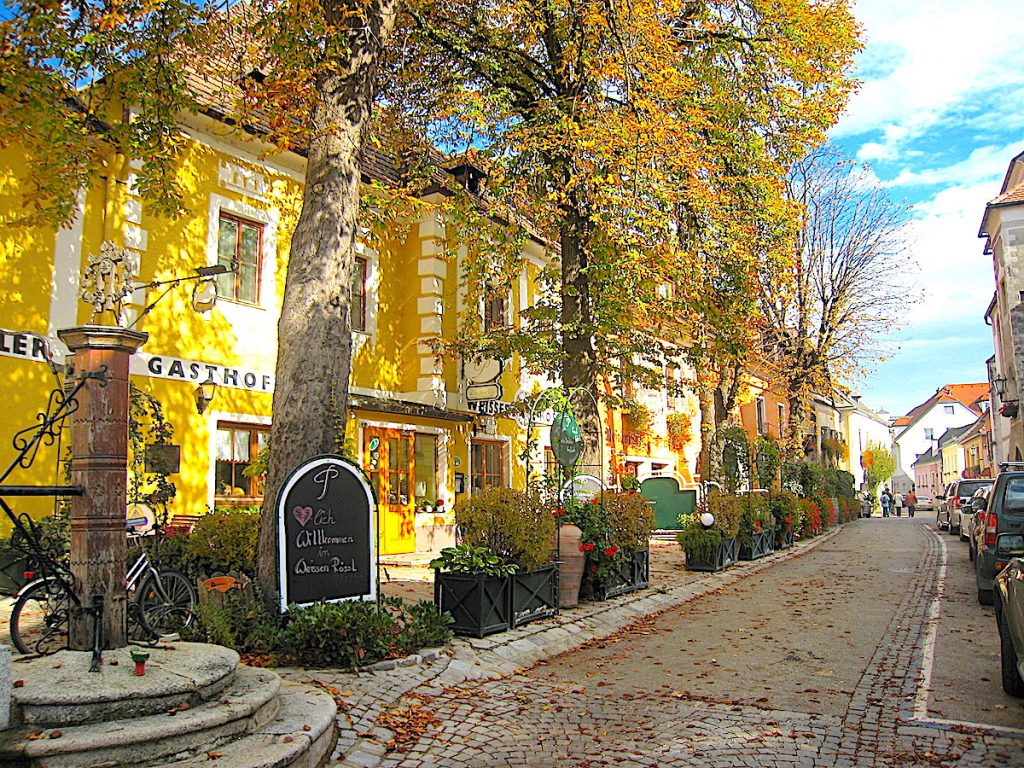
top-left (128, 384), bottom-right (177, 514)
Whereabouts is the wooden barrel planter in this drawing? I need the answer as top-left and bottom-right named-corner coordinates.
top-left (685, 537), bottom-right (737, 572)
top-left (434, 571), bottom-right (511, 638)
top-left (739, 530), bottom-right (774, 560)
top-left (509, 563), bottom-right (559, 628)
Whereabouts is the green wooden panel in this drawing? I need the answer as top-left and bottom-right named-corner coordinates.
top-left (640, 477), bottom-right (697, 530)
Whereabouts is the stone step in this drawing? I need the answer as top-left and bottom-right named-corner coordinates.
top-left (152, 681), bottom-right (338, 768)
top-left (13, 643), bottom-right (240, 726)
top-left (0, 665), bottom-right (282, 768)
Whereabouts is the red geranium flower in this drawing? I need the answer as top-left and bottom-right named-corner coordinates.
top-left (604, 545), bottom-right (618, 557)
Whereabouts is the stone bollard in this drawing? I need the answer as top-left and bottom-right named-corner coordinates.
top-left (0, 643), bottom-right (11, 730)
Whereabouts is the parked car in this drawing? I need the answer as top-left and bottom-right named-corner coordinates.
top-left (993, 533), bottom-right (1024, 696)
top-left (969, 485), bottom-right (994, 562)
top-left (938, 478), bottom-right (994, 535)
top-left (916, 492), bottom-right (935, 512)
top-left (975, 466), bottom-right (1024, 605)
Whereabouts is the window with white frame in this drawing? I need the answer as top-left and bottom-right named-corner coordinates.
top-left (215, 422), bottom-right (270, 501)
top-left (755, 397), bottom-right (767, 435)
top-left (216, 213), bottom-right (263, 304)
top-left (471, 440), bottom-right (505, 490)
top-left (351, 256), bottom-right (367, 332)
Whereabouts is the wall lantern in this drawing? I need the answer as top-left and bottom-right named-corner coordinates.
top-left (992, 374), bottom-right (1008, 402)
top-left (194, 373), bottom-right (218, 415)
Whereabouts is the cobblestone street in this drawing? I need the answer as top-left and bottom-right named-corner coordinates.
top-left (281, 520), bottom-right (1024, 767)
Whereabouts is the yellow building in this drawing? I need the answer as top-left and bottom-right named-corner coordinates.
top-left (0, 111), bottom-right (560, 554)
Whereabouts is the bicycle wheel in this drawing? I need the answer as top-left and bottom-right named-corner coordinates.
top-left (137, 569), bottom-right (197, 636)
top-left (10, 579), bottom-right (70, 655)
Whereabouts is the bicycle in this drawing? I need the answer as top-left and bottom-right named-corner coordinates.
top-left (8, 520), bottom-right (198, 655)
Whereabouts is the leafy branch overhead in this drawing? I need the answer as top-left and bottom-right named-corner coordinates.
top-left (394, 0), bottom-right (860, 445)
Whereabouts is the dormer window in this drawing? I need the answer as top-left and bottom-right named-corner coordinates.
top-left (448, 163), bottom-right (488, 195)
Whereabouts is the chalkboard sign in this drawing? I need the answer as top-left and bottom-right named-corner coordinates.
top-left (276, 455), bottom-right (376, 610)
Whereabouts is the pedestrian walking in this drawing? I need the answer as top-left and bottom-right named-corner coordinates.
top-left (881, 488), bottom-right (892, 518)
top-left (894, 491), bottom-right (904, 517)
top-left (905, 489), bottom-right (917, 518)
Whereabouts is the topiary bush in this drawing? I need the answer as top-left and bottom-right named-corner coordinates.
top-left (675, 513), bottom-right (723, 563)
top-left (187, 507), bottom-right (260, 576)
top-left (705, 492), bottom-right (743, 538)
top-left (738, 494), bottom-right (774, 549)
top-left (603, 491), bottom-right (655, 551)
top-left (455, 488), bottom-right (554, 571)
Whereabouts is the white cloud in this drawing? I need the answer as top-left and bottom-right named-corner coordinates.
top-left (836, 0), bottom-right (1024, 157)
top-left (885, 142), bottom-right (1022, 189)
top-left (896, 179), bottom-right (998, 330)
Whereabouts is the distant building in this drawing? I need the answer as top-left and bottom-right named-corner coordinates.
top-left (938, 423), bottom-right (973, 487)
top-left (912, 448), bottom-right (942, 499)
top-left (836, 393), bottom-right (892, 490)
top-left (891, 384), bottom-right (990, 493)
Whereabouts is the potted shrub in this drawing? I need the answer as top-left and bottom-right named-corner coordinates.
top-left (799, 497), bottom-right (825, 537)
top-left (769, 491), bottom-right (800, 550)
top-left (453, 488), bottom-right (558, 628)
top-left (596, 491), bottom-right (655, 598)
top-left (678, 492), bottom-right (742, 571)
top-left (738, 494), bottom-right (775, 560)
top-left (430, 544), bottom-right (516, 637)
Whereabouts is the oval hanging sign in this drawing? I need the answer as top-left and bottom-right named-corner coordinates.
top-left (550, 411), bottom-right (583, 468)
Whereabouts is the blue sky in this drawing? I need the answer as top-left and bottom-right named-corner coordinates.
top-left (829, 0), bottom-right (1024, 418)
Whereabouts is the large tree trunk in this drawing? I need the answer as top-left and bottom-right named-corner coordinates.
top-left (559, 201), bottom-right (603, 474)
top-left (256, 1), bottom-right (398, 608)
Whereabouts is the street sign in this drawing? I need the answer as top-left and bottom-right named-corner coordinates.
top-left (276, 455), bottom-right (376, 610)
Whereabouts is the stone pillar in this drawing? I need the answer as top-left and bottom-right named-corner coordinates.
top-left (57, 326), bottom-right (147, 650)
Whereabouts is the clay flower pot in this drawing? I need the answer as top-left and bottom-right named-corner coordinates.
top-left (555, 523), bottom-right (586, 608)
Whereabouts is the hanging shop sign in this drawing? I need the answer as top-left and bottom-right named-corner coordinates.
top-left (550, 411), bottom-right (584, 468)
top-left (276, 455), bottom-right (376, 610)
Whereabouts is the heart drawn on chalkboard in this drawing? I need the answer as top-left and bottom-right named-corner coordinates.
top-left (292, 506), bottom-right (313, 527)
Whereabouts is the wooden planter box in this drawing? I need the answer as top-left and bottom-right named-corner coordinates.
top-left (587, 549), bottom-right (650, 600)
top-left (775, 529), bottom-right (795, 550)
top-left (509, 563), bottom-right (559, 628)
top-left (739, 529), bottom-right (774, 560)
top-left (434, 571), bottom-right (511, 638)
top-left (685, 537), bottom-right (737, 572)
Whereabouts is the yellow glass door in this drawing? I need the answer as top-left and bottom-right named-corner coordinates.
top-left (364, 428), bottom-right (415, 554)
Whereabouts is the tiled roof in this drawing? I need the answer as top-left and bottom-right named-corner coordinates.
top-left (938, 423), bottom-right (972, 447)
top-left (894, 383), bottom-right (990, 431)
top-left (989, 181), bottom-right (1024, 206)
top-left (182, 30), bottom-right (454, 192)
top-left (959, 411), bottom-right (992, 442)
